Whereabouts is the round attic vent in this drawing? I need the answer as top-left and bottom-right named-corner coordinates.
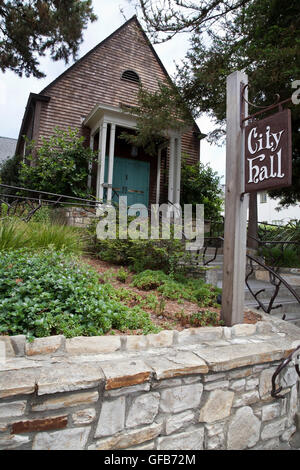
top-left (121, 70), bottom-right (140, 84)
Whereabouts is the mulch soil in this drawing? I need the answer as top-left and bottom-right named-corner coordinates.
top-left (82, 257), bottom-right (262, 334)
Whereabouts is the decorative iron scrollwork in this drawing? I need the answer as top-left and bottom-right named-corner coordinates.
top-left (271, 345), bottom-right (300, 399)
top-left (245, 254), bottom-right (300, 317)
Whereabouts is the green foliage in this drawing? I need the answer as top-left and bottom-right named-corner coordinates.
top-left (106, 284), bottom-right (162, 315)
top-left (0, 249), bottom-right (158, 338)
top-left (18, 127), bottom-right (97, 198)
top-left (177, 0), bottom-right (300, 205)
top-left (181, 158), bottom-right (223, 221)
top-left (30, 205), bottom-right (53, 224)
top-left (134, 0), bottom-right (252, 43)
top-left (190, 310), bottom-right (224, 327)
top-left (175, 309), bottom-right (223, 328)
top-left (141, 293), bottom-right (160, 312)
top-left (0, 218), bottom-right (86, 254)
top-left (121, 83), bottom-right (193, 156)
top-left (136, 0), bottom-right (300, 206)
top-left (116, 267), bottom-right (128, 283)
top-left (131, 269), bottom-right (221, 307)
top-left (96, 236), bottom-right (191, 274)
top-left (0, 219), bottom-right (28, 251)
top-left (0, 153), bottom-right (21, 188)
top-left (276, 220), bottom-right (300, 245)
top-left (28, 222), bottom-right (87, 254)
top-left (0, 0), bottom-right (96, 78)
top-left (258, 220), bottom-right (300, 267)
top-left (258, 220), bottom-right (300, 244)
top-left (260, 245), bottom-right (300, 268)
top-left (131, 269), bottom-right (167, 290)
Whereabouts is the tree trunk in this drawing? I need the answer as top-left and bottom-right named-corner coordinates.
top-left (247, 192), bottom-right (258, 251)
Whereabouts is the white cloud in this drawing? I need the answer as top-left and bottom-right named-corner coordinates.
top-left (197, 116), bottom-right (226, 182)
top-left (0, 78), bottom-right (6, 108)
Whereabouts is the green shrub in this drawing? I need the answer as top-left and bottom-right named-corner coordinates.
top-left (260, 244), bottom-right (300, 268)
top-left (190, 310), bottom-right (223, 327)
top-left (0, 154), bottom-right (21, 188)
top-left (131, 270), bottom-right (167, 290)
top-left (18, 127), bottom-right (96, 199)
top-left (0, 249), bottom-right (158, 338)
top-left (96, 237), bottom-right (191, 274)
top-left (258, 220), bottom-right (300, 244)
top-left (116, 267), bottom-right (128, 283)
top-left (181, 158), bottom-right (223, 222)
top-left (30, 206), bottom-right (53, 224)
top-left (258, 220), bottom-right (300, 268)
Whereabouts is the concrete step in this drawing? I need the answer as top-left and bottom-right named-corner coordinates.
top-left (189, 252), bottom-right (300, 323)
top-left (202, 255), bottom-right (224, 263)
top-left (272, 312), bottom-right (300, 326)
top-left (245, 299), bottom-right (300, 314)
top-left (201, 248), bottom-right (224, 255)
top-left (244, 284), bottom-right (300, 302)
top-left (191, 257), bottom-right (224, 266)
top-left (216, 277), bottom-right (300, 320)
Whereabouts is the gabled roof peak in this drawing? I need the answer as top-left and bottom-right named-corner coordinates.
top-left (40, 15), bottom-right (150, 96)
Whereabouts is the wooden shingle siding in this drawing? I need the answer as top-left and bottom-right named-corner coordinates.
top-left (19, 17), bottom-right (200, 204)
top-left (38, 20), bottom-right (168, 148)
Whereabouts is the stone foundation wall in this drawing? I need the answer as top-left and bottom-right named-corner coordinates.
top-left (0, 314), bottom-right (299, 450)
top-left (53, 206), bottom-right (97, 228)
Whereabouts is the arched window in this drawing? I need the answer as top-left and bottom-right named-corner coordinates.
top-left (121, 70), bottom-right (140, 84)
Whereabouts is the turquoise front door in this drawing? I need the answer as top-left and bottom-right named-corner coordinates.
top-left (105, 156), bottom-right (150, 207)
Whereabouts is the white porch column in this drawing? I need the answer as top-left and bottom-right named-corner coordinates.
top-left (88, 133), bottom-right (94, 190)
top-left (96, 122), bottom-right (108, 201)
top-left (174, 136), bottom-right (182, 205)
top-left (107, 123), bottom-right (116, 203)
top-left (168, 136), bottom-right (176, 204)
top-left (156, 147), bottom-right (162, 204)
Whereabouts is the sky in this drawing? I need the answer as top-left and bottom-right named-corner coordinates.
top-left (0, 0), bottom-right (226, 181)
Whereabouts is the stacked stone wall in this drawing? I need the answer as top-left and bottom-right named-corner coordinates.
top-left (52, 206), bottom-right (97, 228)
top-left (0, 313), bottom-right (299, 450)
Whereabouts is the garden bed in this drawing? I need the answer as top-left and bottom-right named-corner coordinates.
top-left (83, 257), bottom-right (261, 333)
top-left (0, 248), bottom-right (261, 341)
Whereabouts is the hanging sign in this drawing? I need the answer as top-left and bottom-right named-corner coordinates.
top-left (245, 109), bottom-right (292, 192)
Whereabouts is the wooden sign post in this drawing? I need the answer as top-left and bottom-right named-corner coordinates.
top-left (221, 71), bottom-right (249, 326)
top-left (222, 71), bottom-right (292, 327)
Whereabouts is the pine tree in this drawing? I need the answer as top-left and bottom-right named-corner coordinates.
top-left (134, 0), bottom-right (300, 206)
top-left (0, 0), bottom-right (96, 78)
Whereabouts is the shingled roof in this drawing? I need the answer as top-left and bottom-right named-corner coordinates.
top-left (0, 137), bottom-right (17, 164)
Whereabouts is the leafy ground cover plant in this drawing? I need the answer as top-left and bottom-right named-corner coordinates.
top-left (116, 267), bottom-right (128, 283)
top-left (131, 269), bottom-right (221, 307)
top-left (0, 249), bottom-right (159, 339)
top-left (174, 309), bottom-right (223, 327)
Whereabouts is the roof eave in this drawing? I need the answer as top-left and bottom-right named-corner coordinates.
top-left (15, 93), bottom-right (50, 155)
